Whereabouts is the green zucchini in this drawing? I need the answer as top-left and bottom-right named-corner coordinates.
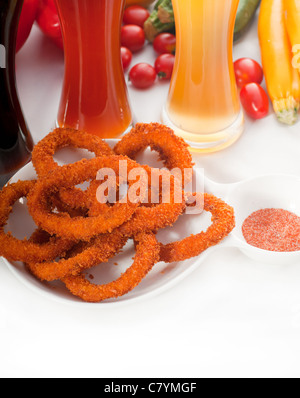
top-left (234, 0), bottom-right (261, 42)
top-left (157, 0), bottom-right (174, 24)
top-left (154, 0), bottom-right (164, 10)
top-left (144, 0), bottom-right (174, 42)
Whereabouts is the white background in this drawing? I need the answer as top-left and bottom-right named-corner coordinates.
top-left (1, 12), bottom-right (300, 378)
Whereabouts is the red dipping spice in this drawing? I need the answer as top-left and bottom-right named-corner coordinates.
top-left (242, 208), bottom-right (300, 252)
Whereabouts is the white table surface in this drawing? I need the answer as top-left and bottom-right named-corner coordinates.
top-left (1, 15), bottom-right (300, 378)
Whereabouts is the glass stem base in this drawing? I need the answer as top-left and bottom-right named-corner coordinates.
top-left (161, 107), bottom-right (245, 153)
top-left (54, 119), bottom-right (134, 139)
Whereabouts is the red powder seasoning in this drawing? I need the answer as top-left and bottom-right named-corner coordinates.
top-left (242, 208), bottom-right (300, 252)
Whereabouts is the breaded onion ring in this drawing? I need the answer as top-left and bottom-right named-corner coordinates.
top-left (159, 193), bottom-right (235, 263)
top-left (62, 232), bottom-right (160, 303)
top-left (26, 230), bottom-right (127, 282)
top-left (27, 156), bottom-right (148, 241)
top-left (28, 228), bottom-right (52, 244)
top-left (88, 166), bottom-right (186, 237)
top-left (0, 181), bottom-right (73, 263)
top-left (114, 123), bottom-right (194, 183)
top-left (57, 187), bottom-right (90, 212)
top-left (32, 127), bottom-right (114, 210)
top-left (49, 192), bottom-right (88, 218)
top-left (32, 127), bottom-right (114, 178)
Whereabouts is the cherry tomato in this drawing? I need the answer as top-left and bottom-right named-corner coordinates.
top-left (240, 83), bottom-right (269, 119)
top-left (16, 0), bottom-right (39, 52)
top-left (36, 0), bottom-right (63, 50)
top-left (129, 63), bottom-right (157, 89)
top-left (153, 33), bottom-right (176, 55)
top-left (123, 5), bottom-right (150, 28)
top-left (121, 24), bottom-right (145, 53)
top-left (155, 53), bottom-right (175, 80)
top-left (121, 47), bottom-right (133, 71)
top-left (234, 58), bottom-right (264, 88)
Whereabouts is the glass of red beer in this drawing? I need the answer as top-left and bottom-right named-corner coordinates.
top-left (55, 0), bottom-right (132, 139)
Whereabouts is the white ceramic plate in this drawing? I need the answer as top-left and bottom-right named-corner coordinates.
top-left (2, 142), bottom-right (216, 307)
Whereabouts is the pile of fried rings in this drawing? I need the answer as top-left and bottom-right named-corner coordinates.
top-left (0, 123), bottom-right (235, 303)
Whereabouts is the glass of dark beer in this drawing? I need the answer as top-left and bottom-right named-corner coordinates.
top-left (0, 0), bottom-right (33, 186)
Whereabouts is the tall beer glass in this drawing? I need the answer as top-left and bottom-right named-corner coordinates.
top-left (55, 0), bottom-right (132, 139)
top-left (162, 0), bottom-right (244, 153)
top-left (0, 0), bottom-right (33, 186)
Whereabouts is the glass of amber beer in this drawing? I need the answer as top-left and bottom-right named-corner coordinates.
top-left (55, 0), bottom-right (132, 139)
top-left (162, 0), bottom-right (244, 153)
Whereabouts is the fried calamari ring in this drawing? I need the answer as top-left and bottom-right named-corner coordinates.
top-left (32, 127), bottom-right (114, 210)
top-left (114, 123), bottom-right (194, 184)
top-left (26, 230), bottom-right (127, 282)
top-left (159, 193), bottom-right (235, 263)
top-left (62, 232), bottom-right (160, 303)
top-left (27, 156), bottom-right (148, 241)
top-left (0, 181), bottom-right (73, 263)
top-left (88, 166), bottom-right (186, 237)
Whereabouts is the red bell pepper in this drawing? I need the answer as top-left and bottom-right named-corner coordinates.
top-left (16, 0), bottom-right (39, 52)
top-left (35, 0), bottom-right (63, 50)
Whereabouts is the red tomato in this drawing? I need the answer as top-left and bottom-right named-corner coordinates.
top-left (234, 58), bottom-right (264, 88)
top-left (123, 5), bottom-right (150, 27)
top-left (153, 33), bottom-right (176, 54)
top-left (121, 24), bottom-right (145, 53)
top-left (129, 63), bottom-right (157, 89)
top-left (16, 0), bottom-right (39, 52)
top-left (36, 0), bottom-right (63, 50)
top-left (121, 47), bottom-right (133, 71)
top-left (240, 83), bottom-right (269, 119)
top-left (155, 53), bottom-right (175, 80)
